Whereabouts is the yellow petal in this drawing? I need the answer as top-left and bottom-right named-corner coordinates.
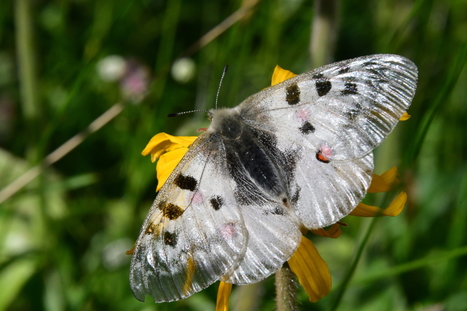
top-left (368, 167), bottom-right (399, 193)
top-left (383, 191), bottom-right (408, 216)
top-left (125, 245), bottom-right (135, 255)
top-left (399, 112), bottom-right (411, 121)
top-left (350, 192), bottom-right (407, 217)
top-left (142, 132), bottom-right (197, 162)
top-left (216, 281), bottom-right (232, 311)
top-left (155, 148), bottom-right (190, 191)
top-left (271, 65), bottom-right (297, 86)
top-left (310, 223), bottom-right (342, 238)
top-left (288, 236), bottom-right (331, 302)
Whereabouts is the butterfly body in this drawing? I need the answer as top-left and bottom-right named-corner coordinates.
top-left (130, 54), bottom-right (418, 302)
top-left (207, 107), bottom-right (294, 209)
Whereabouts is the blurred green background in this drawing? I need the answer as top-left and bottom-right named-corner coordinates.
top-left (1, 0), bottom-right (466, 310)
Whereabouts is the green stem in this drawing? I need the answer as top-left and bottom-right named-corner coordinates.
top-left (275, 263), bottom-right (298, 311)
top-left (15, 0), bottom-right (41, 161)
top-left (309, 0), bottom-right (340, 68)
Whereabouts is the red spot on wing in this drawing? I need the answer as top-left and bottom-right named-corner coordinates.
top-left (316, 143), bottom-right (333, 163)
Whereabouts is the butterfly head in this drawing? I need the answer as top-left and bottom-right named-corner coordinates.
top-left (207, 107), bottom-right (242, 139)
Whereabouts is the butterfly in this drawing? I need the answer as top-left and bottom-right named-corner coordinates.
top-left (130, 54), bottom-right (418, 302)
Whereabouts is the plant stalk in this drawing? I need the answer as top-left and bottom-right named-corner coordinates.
top-left (275, 263), bottom-right (298, 311)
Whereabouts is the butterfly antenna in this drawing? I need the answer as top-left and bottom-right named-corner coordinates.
top-left (168, 66), bottom-right (228, 118)
top-left (215, 65), bottom-right (228, 109)
top-left (167, 109), bottom-right (208, 117)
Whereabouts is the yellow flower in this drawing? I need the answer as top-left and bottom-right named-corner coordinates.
top-left (142, 66), bottom-right (409, 310)
top-left (141, 133), bottom-right (197, 191)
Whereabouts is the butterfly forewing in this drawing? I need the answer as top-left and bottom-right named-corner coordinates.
top-left (241, 54), bottom-right (417, 161)
top-left (236, 54), bottom-right (417, 228)
top-left (130, 136), bottom-right (248, 302)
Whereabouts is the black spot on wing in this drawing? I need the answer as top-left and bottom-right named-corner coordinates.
top-left (164, 231), bottom-right (177, 247)
top-left (271, 206), bottom-right (284, 215)
top-left (286, 83), bottom-right (301, 105)
top-left (299, 121), bottom-right (315, 134)
top-left (338, 66), bottom-right (350, 74)
top-left (158, 201), bottom-right (184, 220)
top-left (291, 186), bottom-right (301, 204)
top-left (341, 81), bottom-right (358, 95)
top-left (210, 196), bottom-right (223, 211)
top-left (174, 174), bottom-right (197, 191)
top-left (315, 77), bottom-right (332, 96)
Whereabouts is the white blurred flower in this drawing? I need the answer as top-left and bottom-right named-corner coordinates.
top-left (102, 238), bottom-right (133, 270)
top-left (120, 59), bottom-right (150, 103)
top-left (96, 55), bottom-right (126, 82)
top-left (171, 57), bottom-right (196, 83)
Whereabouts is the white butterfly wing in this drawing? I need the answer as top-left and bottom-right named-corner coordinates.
top-left (242, 54), bottom-right (417, 160)
top-left (238, 54), bottom-right (417, 228)
top-left (130, 133), bottom-right (302, 301)
top-left (130, 137), bottom-right (247, 302)
top-left (220, 203), bottom-right (301, 284)
top-left (290, 152), bottom-right (374, 228)
top-left (210, 196), bottom-right (302, 285)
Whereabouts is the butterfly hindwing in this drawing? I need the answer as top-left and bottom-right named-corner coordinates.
top-left (291, 151), bottom-right (374, 228)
